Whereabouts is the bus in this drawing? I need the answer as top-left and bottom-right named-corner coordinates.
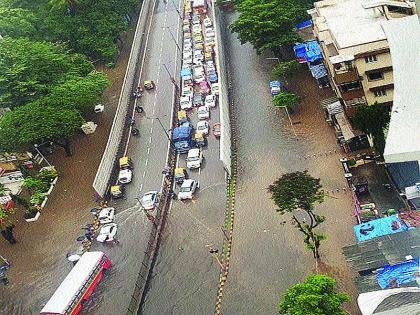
top-left (40, 251), bottom-right (111, 315)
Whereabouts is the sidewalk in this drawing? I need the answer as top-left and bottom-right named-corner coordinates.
top-left (0, 19), bottom-right (137, 314)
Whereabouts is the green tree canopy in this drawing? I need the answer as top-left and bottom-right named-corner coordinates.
top-left (230, 0), bottom-right (307, 54)
top-left (0, 37), bottom-right (94, 108)
top-left (279, 274), bottom-right (350, 315)
top-left (268, 171), bottom-right (325, 258)
top-left (0, 7), bottom-right (38, 37)
top-left (352, 103), bottom-right (390, 155)
top-left (272, 60), bottom-right (302, 79)
top-left (0, 100), bottom-right (84, 152)
top-left (273, 92), bottom-right (301, 110)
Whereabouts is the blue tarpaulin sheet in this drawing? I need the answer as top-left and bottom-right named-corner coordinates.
top-left (353, 215), bottom-right (410, 242)
top-left (309, 64), bottom-right (328, 79)
top-left (294, 40), bottom-right (323, 63)
top-left (296, 20), bottom-right (312, 30)
top-left (377, 258), bottom-right (419, 289)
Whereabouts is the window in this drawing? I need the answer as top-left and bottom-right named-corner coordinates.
top-left (339, 81), bottom-right (361, 93)
top-left (374, 89), bottom-right (386, 97)
top-left (365, 55), bottom-right (377, 63)
top-left (367, 71), bottom-right (383, 81)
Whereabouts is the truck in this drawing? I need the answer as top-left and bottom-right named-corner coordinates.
top-left (172, 125), bottom-right (193, 154)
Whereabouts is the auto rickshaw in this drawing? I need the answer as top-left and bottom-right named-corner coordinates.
top-left (175, 168), bottom-right (188, 185)
top-left (177, 110), bottom-right (188, 124)
top-left (119, 156), bottom-right (133, 170)
top-left (110, 185), bottom-right (125, 199)
top-left (194, 132), bottom-right (207, 147)
top-left (144, 80), bottom-right (155, 90)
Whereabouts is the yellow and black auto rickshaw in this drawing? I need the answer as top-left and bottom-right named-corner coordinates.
top-left (144, 80), bottom-right (155, 90)
top-left (177, 110), bottom-right (188, 124)
top-left (110, 185), bottom-right (125, 199)
top-left (194, 132), bottom-right (207, 148)
top-left (174, 168), bottom-right (188, 185)
top-left (119, 156), bottom-right (133, 170)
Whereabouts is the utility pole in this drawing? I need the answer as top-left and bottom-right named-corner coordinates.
top-left (146, 116), bottom-right (175, 148)
top-left (163, 63), bottom-right (179, 91)
top-left (166, 26), bottom-right (180, 52)
top-left (170, 0), bottom-right (182, 19)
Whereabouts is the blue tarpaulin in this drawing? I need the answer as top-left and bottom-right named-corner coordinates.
top-left (377, 258), bottom-right (419, 289)
top-left (309, 64), bottom-right (328, 80)
top-left (294, 40), bottom-right (323, 63)
top-left (180, 68), bottom-right (192, 77)
top-left (353, 215), bottom-right (411, 242)
top-left (296, 20), bottom-right (312, 30)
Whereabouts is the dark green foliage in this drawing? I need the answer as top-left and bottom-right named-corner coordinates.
top-left (271, 60), bottom-right (302, 79)
top-left (279, 274), bottom-right (350, 315)
top-left (352, 103), bottom-right (391, 155)
top-left (0, 7), bottom-right (38, 37)
top-left (272, 92), bottom-right (301, 110)
top-left (230, 0), bottom-right (308, 54)
top-left (268, 171), bottom-right (326, 258)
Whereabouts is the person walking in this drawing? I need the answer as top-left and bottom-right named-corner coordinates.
top-left (1, 225), bottom-right (16, 244)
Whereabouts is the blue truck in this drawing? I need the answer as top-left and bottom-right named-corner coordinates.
top-left (172, 125), bottom-right (193, 153)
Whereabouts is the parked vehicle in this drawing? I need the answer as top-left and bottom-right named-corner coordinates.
top-left (110, 185), bottom-right (125, 199)
top-left (196, 120), bottom-right (209, 135)
top-left (211, 83), bottom-right (220, 95)
top-left (181, 68), bottom-right (193, 87)
top-left (192, 0), bottom-right (207, 14)
top-left (270, 80), bottom-right (283, 96)
top-left (144, 80), bottom-right (155, 90)
top-left (118, 156), bottom-right (133, 184)
top-left (193, 72), bottom-right (205, 83)
top-left (40, 252), bottom-right (111, 315)
top-left (180, 95), bottom-right (192, 110)
top-left (199, 81), bottom-right (210, 94)
top-left (194, 132), bottom-right (207, 148)
top-left (205, 94), bottom-right (216, 108)
top-left (192, 14), bottom-right (200, 25)
top-left (193, 93), bottom-right (204, 107)
top-left (96, 223), bottom-right (118, 243)
top-left (178, 179), bottom-right (199, 200)
top-left (213, 122), bottom-right (221, 138)
top-left (98, 207), bottom-right (115, 224)
top-left (172, 125), bottom-right (193, 153)
top-left (204, 17), bottom-right (212, 27)
top-left (208, 71), bottom-right (218, 83)
top-left (187, 148), bottom-right (203, 169)
top-left (175, 167), bottom-right (188, 185)
top-left (140, 191), bottom-right (159, 210)
top-left (197, 105), bottom-right (210, 119)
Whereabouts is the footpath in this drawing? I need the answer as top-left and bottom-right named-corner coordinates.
top-left (0, 12), bottom-right (138, 315)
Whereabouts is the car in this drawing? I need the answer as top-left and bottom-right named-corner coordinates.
top-left (182, 86), bottom-right (193, 98)
top-left (193, 93), bottom-right (204, 107)
top-left (184, 32), bottom-right (192, 40)
top-left (205, 94), bottom-right (216, 108)
top-left (184, 12), bottom-right (192, 20)
top-left (208, 72), bottom-right (218, 83)
top-left (196, 120), bottom-right (209, 135)
top-left (203, 17), bottom-right (212, 28)
top-left (183, 24), bottom-right (190, 32)
top-left (183, 47), bottom-right (192, 56)
top-left (204, 37), bottom-right (215, 47)
top-left (195, 42), bottom-right (204, 51)
top-left (193, 34), bottom-right (203, 43)
top-left (180, 95), bottom-right (192, 110)
top-left (193, 64), bottom-right (204, 74)
top-left (96, 223), bottom-right (118, 243)
top-left (213, 122), bottom-right (221, 138)
top-left (183, 18), bottom-right (190, 26)
top-left (192, 15), bottom-right (200, 25)
top-left (193, 72), bottom-right (205, 83)
top-left (192, 24), bottom-right (201, 33)
top-left (193, 49), bottom-right (204, 59)
top-left (183, 54), bottom-right (193, 65)
top-left (197, 105), bottom-right (210, 119)
top-left (98, 207), bottom-right (115, 224)
top-left (205, 45), bottom-right (213, 53)
top-left (199, 81), bottom-right (210, 94)
top-left (140, 191), bottom-right (159, 210)
top-left (178, 179), bottom-right (198, 200)
top-left (206, 63), bottom-right (215, 73)
top-left (186, 148), bottom-right (203, 169)
top-left (211, 83), bottom-right (220, 96)
top-left (205, 28), bottom-right (215, 38)
top-left (118, 168), bottom-right (133, 184)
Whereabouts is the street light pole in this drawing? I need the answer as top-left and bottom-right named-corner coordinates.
top-left (170, 0), bottom-right (182, 19)
top-left (146, 116), bottom-right (175, 148)
top-left (166, 26), bottom-right (180, 52)
top-left (163, 63), bottom-right (179, 91)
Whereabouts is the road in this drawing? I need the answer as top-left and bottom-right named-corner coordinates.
top-left (220, 12), bottom-right (359, 314)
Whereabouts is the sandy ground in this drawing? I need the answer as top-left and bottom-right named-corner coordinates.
top-left (0, 17), bottom-right (137, 314)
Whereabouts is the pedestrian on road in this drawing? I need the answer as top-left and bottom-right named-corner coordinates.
top-left (1, 226), bottom-right (16, 244)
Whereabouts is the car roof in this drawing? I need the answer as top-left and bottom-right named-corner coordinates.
top-left (188, 148), bottom-right (200, 156)
top-left (182, 179), bottom-right (194, 186)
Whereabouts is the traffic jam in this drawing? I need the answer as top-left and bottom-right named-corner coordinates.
top-left (172, 0), bottom-right (220, 201)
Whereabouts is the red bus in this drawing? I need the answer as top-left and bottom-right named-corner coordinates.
top-left (40, 251), bottom-right (111, 315)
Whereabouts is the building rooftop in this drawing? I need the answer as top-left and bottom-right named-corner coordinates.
top-left (382, 15), bottom-right (420, 164)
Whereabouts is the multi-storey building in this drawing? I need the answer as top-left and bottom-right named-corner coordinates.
top-left (309, 0), bottom-right (416, 116)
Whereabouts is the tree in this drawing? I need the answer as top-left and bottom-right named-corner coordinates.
top-left (0, 100), bottom-right (84, 155)
top-left (0, 37), bottom-right (94, 108)
top-left (352, 103), bottom-right (390, 155)
top-left (273, 92), bottom-right (301, 110)
top-left (268, 171), bottom-right (325, 258)
top-left (279, 274), bottom-right (350, 315)
top-left (271, 60), bottom-right (302, 79)
top-left (49, 0), bottom-right (79, 15)
top-left (48, 71), bottom-right (110, 114)
top-left (0, 7), bottom-right (38, 37)
top-left (230, 0), bottom-right (307, 54)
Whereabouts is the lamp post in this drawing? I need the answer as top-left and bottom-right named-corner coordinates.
top-left (163, 63), bottom-right (179, 91)
top-left (146, 116), bottom-right (175, 148)
top-left (170, 0), bottom-right (182, 19)
top-left (166, 26), bottom-right (181, 52)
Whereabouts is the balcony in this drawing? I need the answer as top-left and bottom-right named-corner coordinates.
top-left (333, 68), bottom-right (360, 84)
top-left (340, 88), bottom-right (365, 101)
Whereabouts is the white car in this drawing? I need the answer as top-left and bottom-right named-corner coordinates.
top-left (98, 207), bottom-right (115, 224)
top-left (205, 94), bottom-right (216, 108)
top-left (96, 223), bottom-right (118, 243)
top-left (178, 179), bottom-right (198, 200)
top-left (197, 105), bottom-right (210, 120)
top-left (184, 42), bottom-right (192, 51)
top-left (186, 148), bottom-right (203, 169)
top-left (183, 55), bottom-right (192, 65)
top-left (194, 72), bottom-right (205, 83)
top-left (193, 64), bottom-right (204, 74)
top-left (180, 95), bottom-right (192, 110)
top-left (204, 17), bottom-right (212, 28)
top-left (204, 37), bottom-right (215, 47)
top-left (196, 120), bottom-right (209, 135)
top-left (211, 83), bottom-right (220, 96)
top-left (192, 24), bottom-right (202, 33)
top-left (206, 63), bottom-right (215, 73)
top-left (140, 191), bottom-right (159, 210)
top-left (118, 168), bottom-right (132, 184)
top-left (193, 50), bottom-right (204, 61)
top-left (205, 28), bottom-right (215, 38)
top-left (182, 86), bottom-right (193, 98)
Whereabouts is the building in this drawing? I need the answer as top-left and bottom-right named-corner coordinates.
top-left (381, 15), bottom-right (420, 209)
top-left (309, 0), bottom-right (416, 116)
